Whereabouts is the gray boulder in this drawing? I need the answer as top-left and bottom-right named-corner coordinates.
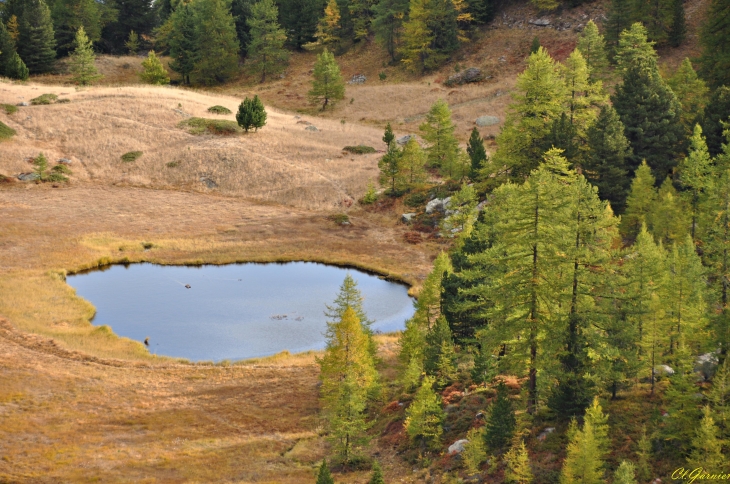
top-left (17, 102), bottom-right (29, 107)
top-left (447, 67), bottom-right (484, 85)
top-left (695, 351), bottom-right (720, 381)
top-left (17, 173), bottom-right (39, 181)
top-left (305, 125), bottom-right (319, 132)
top-left (537, 427), bottom-right (556, 441)
top-left (396, 134), bottom-right (414, 146)
top-left (448, 439), bottom-right (469, 455)
top-left (529, 18), bottom-right (551, 26)
top-left (476, 115), bottom-right (500, 127)
top-left (200, 176), bottom-right (218, 189)
top-left (401, 213), bottom-right (416, 224)
top-left (654, 364), bottom-right (675, 377)
top-left (348, 74), bottom-right (366, 84)
top-left (57, 158), bottom-right (73, 165)
top-left (426, 196), bottom-right (451, 214)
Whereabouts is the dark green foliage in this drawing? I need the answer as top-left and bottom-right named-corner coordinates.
top-left (190, 0), bottom-right (240, 85)
top-left (343, 145), bottom-right (376, 154)
top-left (382, 123), bottom-right (394, 147)
top-left (236, 95), bottom-right (267, 132)
top-left (423, 316), bottom-right (454, 379)
top-left (50, 0), bottom-right (103, 56)
top-left (120, 151), bottom-right (143, 162)
top-left (4, 52), bottom-right (29, 80)
top-left (604, 0), bottom-right (632, 57)
top-left (30, 93), bottom-right (58, 105)
top-left (701, 86), bottom-right (730, 157)
top-left (548, 314), bottom-right (594, 419)
top-left (373, 0), bottom-right (409, 61)
top-left (231, 0), bottom-right (254, 51)
top-left (668, 0), bottom-right (686, 48)
top-left (0, 20), bottom-right (18, 77)
top-left (17, 0), bottom-right (56, 74)
top-left (427, 0), bottom-right (459, 60)
top-left (467, 0), bottom-right (496, 24)
top-left (1, 104), bottom-right (18, 115)
top-left (207, 105), bottom-right (232, 115)
top-left (179, 117), bottom-right (242, 135)
top-left (315, 460), bottom-right (335, 484)
top-left (100, 0), bottom-right (156, 54)
top-left (699, 0), bottom-right (730, 89)
top-left (484, 382), bottom-right (515, 451)
top-left (544, 112), bottom-right (578, 164)
top-left (0, 120), bottom-right (16, 140)
top-left (662, 352), bottom-right (701, 456)
top-left (378, 143), bottom-right (405, 196)
top-left (584, 105), bottom-right (632, 213)
top-left (530, 36), bottom-right (540, 54)
top-left (246, 0), bottom-right (288, 82)
top-left (466, 127), bottom-right (487, 180)
top-left (277, 0), bottom-right (324, 49)
top-left (52, 164), bottom-right (72, 175)
top-left (167, 2), bottom-right (196, 85)
top-left (368, 460), bottom-right (385, 484)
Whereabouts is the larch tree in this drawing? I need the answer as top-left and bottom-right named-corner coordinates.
top-left (648, 178), bottom-right (689, 246)
top-left (246, 0), bottom-right (288, 82)
top-left (504, 440), bottom-right (533, 484)
top-left (699, 0), bottom-right (730, 89)
top-left (378, 142), bottom-right (407, 195)
top-left (688, 406), bottom-right (726, 471)
top-left (679, 124), bottom-right (713, 242)
top-left (308, 48), bottom-right (345, 110)
top-left (140, 50), bottom-right (169, 85)
top-left (708, 357), bottom-right (730, 439)
top-left (620, 161), bottom-right (657, 241)
top-left (404, 375), bottom-right (444, 451)
top-left (400, 0), bottom-right (433, 72)
top-left (667, 59), bottom-right (709, 139)
top-left (560, 418), bottom-right (605, 484)
top-left (125, 30), bottom-right (139, 54)
top-left (584, 104), bottom-right (632, 214)
top-left (613, 461), bottom-right (638, 484)
top-left (577, 20), bottom-right (608, 81)
top-left (318, 307), bottom-right (377, 466)
top-left (324, 274), bottom-right (376, 359)
top-left (190, 0), bottom-right (240, 85)
top-left (399, 137), bottom-right (427, 186)
top-left (17, 0), bottom-right (56, 74)
top-left (315, 0), bottom-right (342, 48)
top-left (68, 26), bottom-right (101, 86)
top-left (382, 123), bottom-right (395, 147)
top-left (419, 99), bottom-right (459, 176)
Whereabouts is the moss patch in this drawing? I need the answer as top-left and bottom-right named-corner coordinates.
top-left (0, 120), bottom-right (16, 140)
top-left (178, 117), bottom-right (241, 135)
top-left (1, 104), bottom-right (18, 115)
top-left (30, 93), bottom-right (59, 105)
top-left (121, 151), bottom-right (143, 162)
top-left (343, 145), bottom-right (376, 154)
top-left (207, 105), bottom-right (232, 115)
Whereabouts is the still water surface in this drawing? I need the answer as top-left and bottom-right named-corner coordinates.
top-left (67, 262), bottom-right (414, 361)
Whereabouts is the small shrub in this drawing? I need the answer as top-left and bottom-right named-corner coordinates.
top-left (343, 145), bottom-right (376, 154)
top-left (379, 72), bottom-right (386, 81)
top-left (52, 164), bottom-right (72, 175)
top-left (405, 192), bottom-right (428, 208)
top-left (46, 171), bottom-right (69, 182)
top-left (121, 151), bottom-right (143, 162)
top-left (0, 121), bottom-right (16, 140)
top-left (166, 161), bottom-right (179, 168)
top-left (236, 96), bottom-right (266, 132)
top-left (328, 213), bottom-right (350, 225)
top-left (361, 181), bottom-right (378, 204)
top-left (207, 105), bottom-right (232, 115)
top-left (1, 104), bottom-right (18, 115)
top-left (30, 93), bottom-right (58, 105)
top-left (57, 98), bottom-right (70, 104)
top-left (178, 117), bottom-right (241, 135)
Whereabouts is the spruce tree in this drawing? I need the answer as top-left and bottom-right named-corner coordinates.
top-left (17, 0), bottom-right (56, 74)
top-left (378, 143), bottom-right (406, 195)
top-left (382, 123), bottom-right (394, 147)
top-left (277, 0), bottom-right (323, 49)
top-left (190, 0), bottom-right (240, 85)
top-left (404, 375), bottom-right (443, 450)
top-left (373, 0), bottom-right (409, 62)
top-left (584, 105), bottom-right (632, 213)
top-left (577, 20), bottom-right (608, 81)
top-left (308, 49), bottom-right (345, 110)
top-left (316, 460), bottom-right (335, 484)
top-left (484, 381), bottom-right (515, 450)
top-left (604, 0), bottom-right (633, 58)
top-left (613, 461), bottom-right (637, 484)
top-left (699, 0), bottom-right (730, 89)
top-left (0, 20), bottom-right (27, 79)
top-left (680, 125), bottom-right (713, 242)
top-left (668, 0), bottom-right (686, 47)
top-left (140, 50), bottom-right (169, 85)
top-left (167, 3), bottom-right (196, 85)
top-left (504, 440), bottom-right (533, 484)
top-left (50, 0), bottom-right (102, 56)
top-left (69, 26), bottom-right (101, 86)
top-left (236, 96), bottom-right (267, 132)
top-left (400, 137), bottom-right (427, 187)
top-left (620, 162), bottom-right (657, 240)
top-left (530, 36), bottom-right (540, 54)
top-left (612, 24), bottom-right (683, 177)
top-left (648, 178), bottom-right (689, 246)
top-left (318, 307), bottom-right (377, 466)
top-left (667, 59), bottom-right (709, 139)
top-left (701, 86), bottom-right (730, 157)
top-left (315, 0), bottom-right (342, 49)
top-left (467, 127), bottom-right (487, 180)
top-left (368, 460), bottom-right (385, 484)
top-left (493, 47), bottom-right (567, 180)
top-left (419, 99), bottom-right (459, 176)
top-left (247, 0), bottom-right (288, 83)
top-left (100, 0), bottom-right (156, 54)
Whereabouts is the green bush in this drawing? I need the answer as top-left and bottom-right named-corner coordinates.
top-left (166, 161), bottom-right (179, 168)
top-left (343, 145), bottom-right (376, 154)
top-left (236, 95), bottom-right (267, 132)
top-left (30, 93), bottom-right (58, 105)
top-left (328, 213), bottom-right (350, 225)
top-left (207, 105), bottom-right (232, 115)
top-left (405, 191), bottom-right (428, 207)
top-left (57, 98), bottom-right (70, 104)
top-left (52, 164), bottom-right (72, 175)
top-left (0, 121), bottom-right (16, 140)
top-left (1, 104), bottom-right (18, 115)
top-left (178, 117), bottom-right (241, 135)
top-left (121, 151), bottom-right (143, 162)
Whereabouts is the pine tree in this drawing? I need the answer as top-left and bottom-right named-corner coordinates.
top-left (68, 26), bottom-right (101, 86)
top-left (50, 0), bottom-right (102, 56)
top-left (681, 126), bottom-right (715, 234)
top-left (612, 23), bottom-right (684, 177)
top-left (316, 460), bottom-right (335, 484)
top-left (530, 36), bottom-right (541, 54)
top-left (140, 50), bottom-right (169, 85)
top-left (100, 0), bottom-right (156, 54)
top-left (378, 143), bottom-right (406, 195)
top-left (466, 0), bottom-right (495, 24)
top-left (373, 0), bottom-right (409, 62)
top-left (5, 51), bottom-right (29, 80)
top-left (504, 440), bottom-right (533, 484)
top-left (688, 406), bottom-right (726, 471)
top-left (484, 381), bottom-right (515, 450)
top-left (493, 47), bottom-right (567, 180)
top-left (404, 375), bottom-right (443, 450)
top-left (620, 162), bottom-right (657, 240)
top-left (604, 0), bottom-right (633, 58)
top-left (167, 3), bottom-right (196, 85)
top-left (699, 0), bottom-right (730, 89)
top-left (663, 348), bottom-right (701, 453)
top-left (560, 418), bottom-right (604, 484)
top-left (614, 461), bottom-right (638, 484)
top-left (462, 426), bottom-right (487, 475)
top-left (577, 20), bottom-right (608, 81)
top-left (349, 0), bottom-right (373, 41)
top-left (701, 86), bottom-right (730, 157)
top-left (277, 0), bottom-right (323, 49)
top-left (0, 20), bottom-right (26, 79)
top-left (419, 99), bottom-right (459, 176)
top-left (668, 0), bottom-right (686, 47)
top-left (236, 96), bottom-right (267, 132)
top-left (648, 178), bottom-right (689, 246)
top-left (309, 49), bottom-right (345, 110)
top-left (709, 357), bottom-right (730, 439)
top-left (584, 105), bottom-right (632, 214)
top-left (125, 30), bottom-right (139, 54)
top-left (318, 307), bottom-right (377, 466)
top-left (467, 127), bottom-right (487, 180)
top-left (247, 0), bottom-right (288, 82)
top-left (315, 0), bottom-right (342, 48)
top-left (667, 59), bottom-right (709, 140)
top-left (424, 315), bottom-right (454, 376)
top-left (382, 123), bottom-right (395, 147)
top-left (400, 137), bottom-right (427, 187)
top-left (368, 460), bottom-right (385, 484)
top-left (17, 0), bottom-right (56, 74)
top-left (190, 0), bottom-right (240, 85)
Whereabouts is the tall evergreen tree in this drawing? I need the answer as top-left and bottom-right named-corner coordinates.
top-left (167, 2), bottom-right (196, 85)
top-left (378, 142), bottom-right (406, 195)
top-left (382, 123), bottom-right (394, 147)
top-left (663, 348), bottom-right (701, 452)
top-left (467, 127), bottom-right (487, 180)
top-left (324, 274), bottom-right (376, 358)
top-left (648, 178), bottom-right (689, 246)
top-left (668, 0), bottom-right (686, 47)
top-left (614, 461), bottom-right (638, 484)
top-left (404, 376), bottom-right (443, 450)
top-left (604, 0), bottom-right (633, 58)
top-left (560, 418), bottom-right (605, 484)
top-left (315, 0), bottom-right (342, 48)
top-left (368, 460), bottom-right (385, 484)
top-left (584, 104), bottom-right (632, 213)
top-left (50, 0), bottom-right (103, 56)
top-left (620, 161), bottom-right (657, 242)
top-left (466, 0), bottom-right (495, 24)
top-left (17, 0), bottom-right (56, 74)
top-left (483, 381), bottom-right (515, 450)
top-left (277, 0), bottom-right (323, 49)
top-left (100, 0), bottom-right (156, 53)
top-left (349, 0), bottom-right (372, 41)
top-left (709, 357), bottom-right (730, 439)
top-left (635, 426), bottom-right (653, 482)
top-left (679, 125), bottom-right (713, 242)
top-left (688, 406), bottom-right (726, 471)
top-left (247, 0), bottom-right (288, 82)
top-left (373, 0), bottom-right (409, 62)
top-left (504, 440), bottom-right (533, 484)
top-left (191, 0), bottom-right (240, 85)
top-left (664, 236), bottom-right (706, 352)
top-left (400, 137), bottom-right (427, 186)
top-left (577, 20), bottom-right (608, 81)
top-left (419, 99), bottom-right (459, 176)
top-left (230, 0), bottom-right (253, 52)
top-left (400, 0), bottom-right (458, 72)
top-left (0, 20), bottom-right (27, 79)
top-left (699, 0), bottom-right (730, 89)
top-left (68, 26), bottom-right (101, 85)
top-left (701, 86), bottom-right (730, 157)
top-left (667, 59), bottom-right (709, 140)
top-left (316, 460), bottom-right (335, 484)
top-left (309, 48), bottom-right (345, 110)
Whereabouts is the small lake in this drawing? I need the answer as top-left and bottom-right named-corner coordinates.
top-left (67, 262), bottom-right (414, 362)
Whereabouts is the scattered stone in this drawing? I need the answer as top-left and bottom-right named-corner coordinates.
top-left (17, 102), bottom-right (29, 107)
top-left (173, 108), bottom-right (191, 117)
top-left (695, 351), bottom-right (720, 381)
top-left (57, 158), bottom-right (72, 165)
top-left (305, 125), bottom-right (319, 132)
top-left (498, 56), bottom-right (507, 63)
top-left (396, 134), bottom-right (415, 146)
top-left (348, 74), bottom-right (367, 84)
top-left (476, 115), bottom-right (500, 127)
top-left (200, 176), bottom-right (218, 189)
top-left (529, 18), bottom-right (551, 26)
top-left (17, 172), bottom-right (39, 181)
top-left (401, 213), bottom-right (416, 224)
top-left (448, 439), bottom-right (469, 455)
top-left (446, 67), bottom-right (484, 86)
top-left (476, 200), bottom-right (488, 211)
top-left (654, 364), bottom-right (675, 377)
top-left (294, 115), bottom-right (301, 119)
top-left (426, 197), bottom-right (451, 214)
top-left (537, 427), bottom-right (556, 441)
top-left (475, 411), bottom-right (485, 420)
top-left (296, 120), bottom-right (311, 125)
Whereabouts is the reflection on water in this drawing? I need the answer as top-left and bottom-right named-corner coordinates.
top-left (67, 262), bottom-right (414, 361)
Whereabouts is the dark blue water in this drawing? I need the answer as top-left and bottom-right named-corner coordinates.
top-left (67, 262), bottom-right (414, 362)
